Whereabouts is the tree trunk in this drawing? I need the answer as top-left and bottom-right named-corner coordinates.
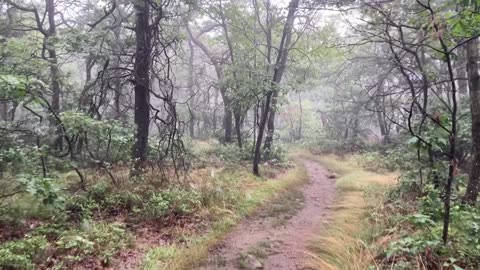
top-left (46, 0), bottom-right (62, 151)
top-left (223, 98), bottom-right (233, 143)
top-left (297, 92), bottom-right (303, 140)
top-left (189, 114), bottom-right (195, 138)
top-left (132, 0), bottom-right (151, 167)
top-left (186, 25), bottom-right (233, 144)
top-left (213, 88), bottom-right (219, 131)
top-left (0, 101), bottom-right (7, 120)
top-left (253, 0), bottom-right (299, 175)
top-left (456, 45), bottom-right (468, 96)
top-left (76, 56), bottom-right (95, 158)
top-left (352, 116), bottom-right (359, 139)
top-left (263, 90), bottom-right (277, 151)
top-left (253, 92), bottom-right (273, 175)
top-left (221, 87), bottom-right (233, 143)
top-left (376, 109), bottom-right (386, 136)
top-left (344, 125), bottom-right (349, 140)
top-left (113, 57), bottom-right (123, 119)
top-left (464, 38), bottom-right (480, 204)
top-left (234, 109), bottom-right (242, 148)
top-left (111, 28), bottom-right (124, 120)
top-left (188, 37), bottom-right (195, 138)
top-left (252, 102), bottom-right (259, 155)
top-left (376, 100), bottom-right (388, 143)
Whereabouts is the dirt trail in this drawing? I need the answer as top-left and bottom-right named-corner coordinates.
top-left (200, 159), bottom-right (336, 270)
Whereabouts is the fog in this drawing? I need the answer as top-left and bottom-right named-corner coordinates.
top-left (1, 0), bottom-right (480, 269)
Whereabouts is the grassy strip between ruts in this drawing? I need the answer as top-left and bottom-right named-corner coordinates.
top-left (141, 157), bottom-right (309, 270)
top-left (303, 153), bottom-right (397, 270)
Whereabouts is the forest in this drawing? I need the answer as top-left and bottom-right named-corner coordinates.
top-left (1, 0), bottom-right (480, 269)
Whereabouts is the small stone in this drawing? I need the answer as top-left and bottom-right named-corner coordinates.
top-left (328, 173), bottom-right (338, 179)
top-left (245, 254), bottom-right (263, 269)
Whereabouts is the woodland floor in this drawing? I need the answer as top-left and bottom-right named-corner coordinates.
top-left (199, 159), bottom-right (336, 270)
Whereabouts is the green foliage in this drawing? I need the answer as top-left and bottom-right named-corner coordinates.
top-left (64, 183), bottom-right (201, 222)
top-left (56, 222), bottom-right (129, 266)
top-left (0, 146), bottom-right (45, 175)
top-left (61, 111), bottom-right (134, 163)
top-left (263, 143), bottom-right (287, 163)
top-left (313, 137), bottom-right (366, 155)
top-left (207, 141), bottom-right (286, 164)
top-left (144, 194), bottom-right (170, 219)
top-left (0, 75), bottom-right (29, 100)
top-left (65, 184), bottom-right (145, 221)
top-left (0, 236), bottom-right (49, 270)
top-left (0, 222), bottom-right (129, 269)
top-left (208, 143), bottom-right (252, 163)
top-left (17, 175), bottom-right (64, 206)
top-left (359, 146), bottom-right (417, 172)
top-left (104, 191), bottom-right (144, 212)
top-left (143, 188), bottom-right (201, 220)
top-left (364, 105), bottom-right (479, 268)
top-left (0, 174), bottom-right (64, 225)
top-left (64, 195), bottom-right (98, 222)
top-left (449, 2), bottom-right (480, 39)
top-left (198, 170), bottom-right (246, 211)
top-left (359, 152), bottom-right (392, 172)
top-left (379, 197), bottom-right (480, 268)
top-left (0, 34), bottom-right (49, 77)
top-left (374, 178), bottom-right (480, 269)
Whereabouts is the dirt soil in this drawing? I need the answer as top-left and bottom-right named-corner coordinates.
top-left (200, 159), bottom-right (336, 270)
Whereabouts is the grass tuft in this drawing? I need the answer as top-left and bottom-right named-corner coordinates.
top-left (141, 159), bottom-right (309, 270)
top-left (304, 154), bottom-right (396, 270)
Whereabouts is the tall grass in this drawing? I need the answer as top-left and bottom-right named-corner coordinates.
top-left (305, 154), bottom-right (396, 270)
top-left (142, 159), bottom-right (309, 270)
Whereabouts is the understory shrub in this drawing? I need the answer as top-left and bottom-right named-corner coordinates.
top-left (312, 138), bottom-right (366, 155)
top-left (359, 143), bottom-right (418, 173)
top-left (361, 123), bottom-right (478, 269)
top-left (0, 236), bottom-right (49, 269)
top-left (359, 151), bottom-right (391, 172)
top-left (0, 175), bottom-right (65, 226)
top-left (0, 222), bottom-right (129, 269)
top-left (208, 143), bottom-right (252, 163)
top-left (264, 143), bottom-right (287, 163)
top-left (55, 222), bottom-right (130, 266)
top-left (65, 184), bottom-right (202, 221)
top-left (374, 183), bottom-right (480, 269)
top-left (197, 169), bottom-right (247, 211)
top-left (206, 141), bottom-right (286, 164)
top-left (143, 188), bottom-right (201, 219)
